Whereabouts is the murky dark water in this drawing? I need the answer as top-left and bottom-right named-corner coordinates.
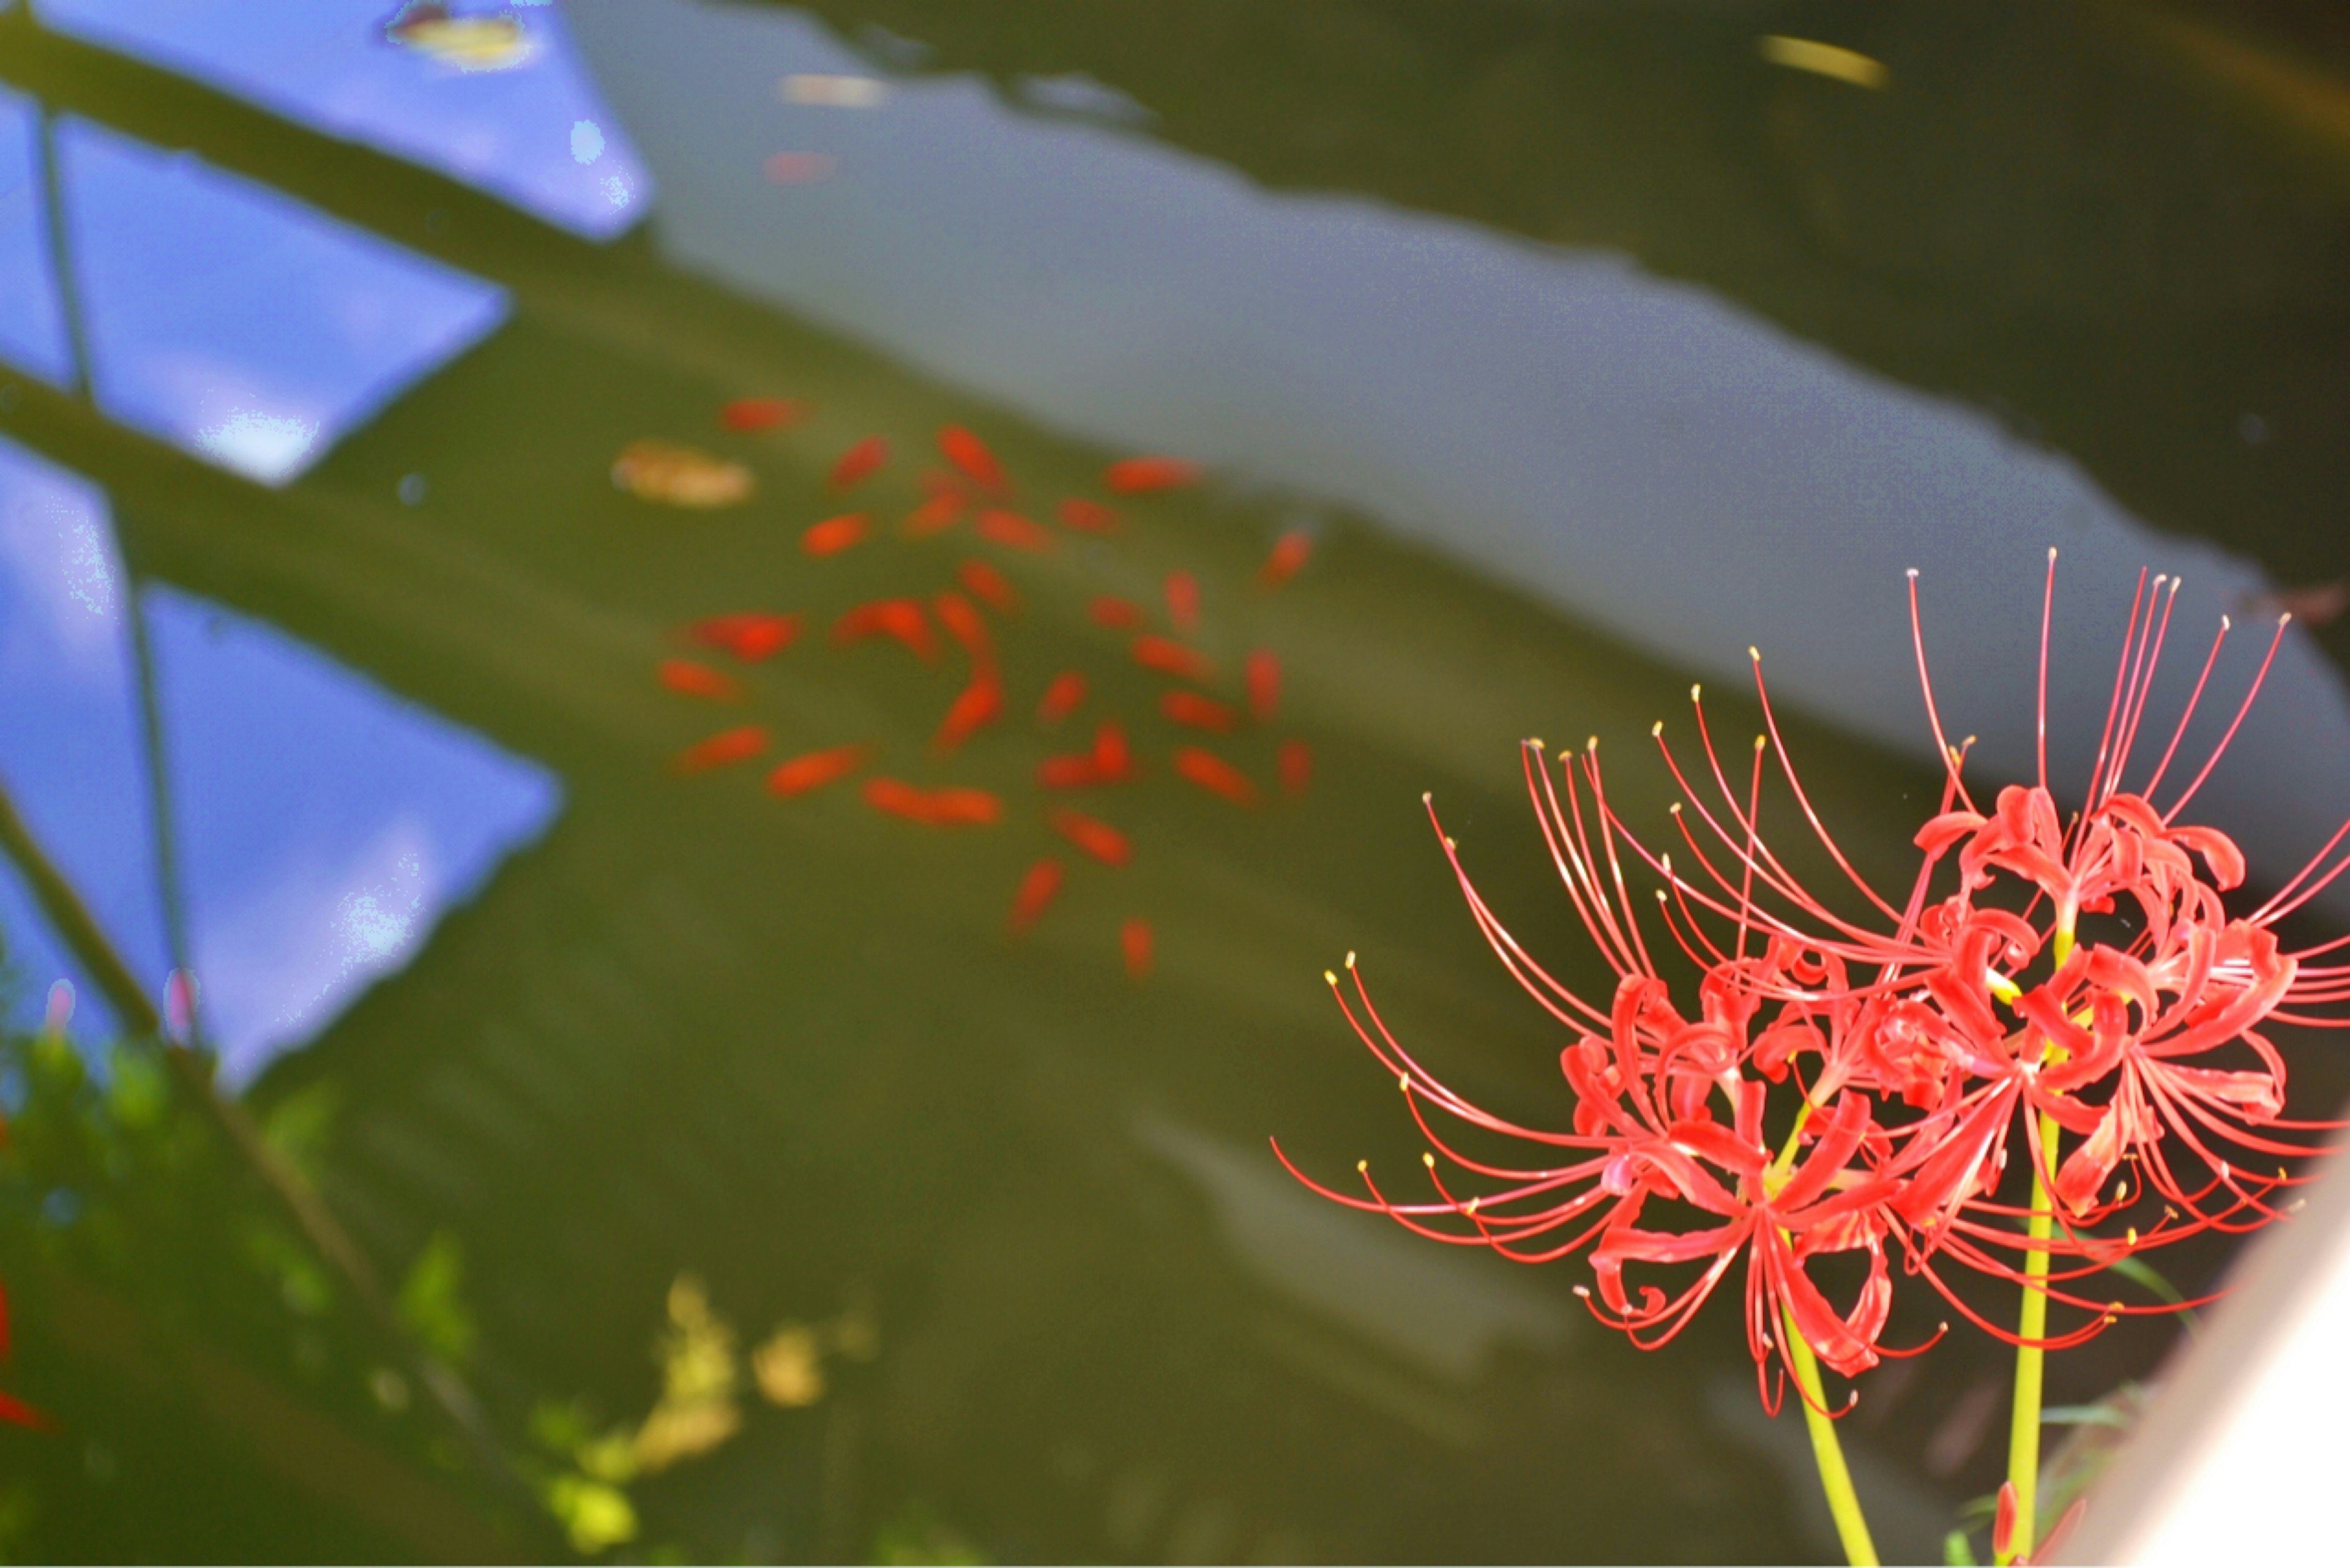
top-left (2, 2), bottom-right (2348, 1561)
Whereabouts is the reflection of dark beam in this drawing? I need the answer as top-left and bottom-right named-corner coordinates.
top-left (0, 376), bottom-right (679, 773)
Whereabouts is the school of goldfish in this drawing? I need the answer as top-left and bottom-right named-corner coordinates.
top-left (625, 405), bottom-right (1320, 980)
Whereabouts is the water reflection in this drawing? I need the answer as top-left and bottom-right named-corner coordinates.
top-left (0, 436), bottom-right (560, 1080)
top-left (0, 434), bottom-right (165, 1036)
top-left (33, 0), bottom-right (652, 239)
top-left (48, 116), bottom-right (507, 484)
top-left (0, 89), bottom-right (75, 386)
top-left (141, 583), bottom-right (560, 1082)
top-left (567, 0), bottom-right (2350, 908)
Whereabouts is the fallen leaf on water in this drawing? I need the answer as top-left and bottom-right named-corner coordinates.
top-left (613, 440), bottom-right (754, 508)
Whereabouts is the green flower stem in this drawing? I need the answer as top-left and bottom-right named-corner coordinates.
top-left (2000, 1106), bottom-right (2061, 1566)
top-left (2002, 922), bottom-right (2072, 1566)
top-left (1780, 1302), bottom-right (1879, 1567)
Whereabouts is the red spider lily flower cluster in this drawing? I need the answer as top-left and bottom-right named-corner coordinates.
top-left (1278, 556), bottom-right (2350, 1411)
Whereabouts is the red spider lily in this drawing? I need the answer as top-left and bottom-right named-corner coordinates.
top-left (1281, 555), bottom-right (2349, 1400)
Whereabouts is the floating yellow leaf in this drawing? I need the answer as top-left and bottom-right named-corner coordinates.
top-left (1757, 35), bottom-right (1889, 91)
top-left (753, 1323), bottom-right (826, 1407)
top-left (612, 440), bottom-right (755, 509)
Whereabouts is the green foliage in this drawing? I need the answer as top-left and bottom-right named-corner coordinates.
top-left (396, 1229), bottom-right (478, 1366)
top-left (871, 1499), bottom-right (988, 1566)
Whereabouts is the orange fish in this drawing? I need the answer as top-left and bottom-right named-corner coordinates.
top-left (1105, 456), bottom-right (1199, 495)
top-left (1094, 721), bottom-right (1134, 781)
top-left (934, 676), bottom-right (1004, 754)
top-left (1009, 857), bottom-right (1064, 936)
top-left (833, 599), bottom-right (939, 663)
top-left (660, 658), bottom-right (744, 702)
top-left (802, 513), bottom-right (870, 556)
top-left (1058, 498), bottom-right (1120, 533)
top-left (1174, 746), bottom-right (1259, 807)
top-left (1258, 530), bottom-right (1314, 590)
top-left (932, 590), bottom-right (996, 669)
top-left (1165, 571), bottom-right (1200, 632)
top-left (1050, 806), bottom-right (1132, 867)
top-left (1278, 739), bottom-right (1313, 796)
top-left (957, 559), bottom-right (1021, 616)
top-left (1037, 722), bottom-right (1134, 788)
top-left (829, 435), bottom-right (889, 490)
top-left (975, 509), bottom-right (1054, 553)
top-left (688, 613), bottom-right (800, 662)
top-left (672, 725), bottom-right (771, 775)
top-left (864, 778), bottom-right (1004, 827)
top-left (767, 744), bottom-right (871, 797)
top-left (938, 425), bottom-right (1010, 496)
top-left (1090, 596), bottom-right (1147, 630)
top-left (1161, 690), bottom-right (1238, 731)
top-left (721, 397), bottom-right (809, 433)
top-left (1121, 917), bottom-right (1154, 981)
top-left (1037, 670), bottom-right (1087, 726)
top-left (1245, 648), bottom-right (1280, 720)
top-left (905, 490), bottom-right (966, 538)
top-left (1132, 635), bottom-right (1214, 684)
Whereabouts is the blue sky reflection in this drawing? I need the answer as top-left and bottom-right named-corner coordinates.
top-left (53, 114), bottom-right (508, 484)
top-left (0, 436), bottom-right (562, 1082)
top-left (33, 0), bottom-right (651, 239)
top-left (0, 89), bottom-right (75, 388)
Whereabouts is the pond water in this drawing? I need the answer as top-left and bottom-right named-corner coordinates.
top-left (2, 2), bottom-right (2348, 1561)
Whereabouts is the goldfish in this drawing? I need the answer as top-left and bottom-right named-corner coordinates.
top-left (1089, 596), bottom-right (1147, 630)
top-left (939, 425), bottom-right (1011, 496)
top-left (382, 3), bottom-right (535, 72)
top-left (767, 744), bottom-right (870, 797)
top-left (957, 560), bottom-right (1021, 616)
top-left (1132, 635), bottom-right (1214, 683)
top-left (933, 676), bottom-right (1004, 754)
top-left (1038, 722), bottom-right (1134, 788)
top-left (931, 590), bottom-right (996, 670)
top-left (660, 658), bottom-right (744, 702)
top-left (613, 440), bottom-right (755, 508)
top-left (863, 778), bottom-right (1003, 827)
top-left (1165, 571), bottom-right (1200, 631)
top-left (975, 509), bottom-right (1054, 553)
top-left (1049, 806), bottom-right (1133, 867)
top-left (1008, 858), bottom-right (1064, 936)
top-left (832, 599), bottom-right (939, 663)
top-left (721, 397), bottom-right (810, 432)
top-left (829, 435), bottom-right (889, 490)
top-left (1058, 498), bottom-right (1119, 533)
top-left (1160, 691), bottom-right (1237, 731)
top-left (802, 513), bottom-right (869, 556)
top-left (1037, 670), bottom-right (1087, 726)
top-left (1257, 530), bottom-right (1314, 590)
top-left (1278, 739), bottom-right (1313, 795)
top-left (672, 725), bottom-right (771, 775)
top-left (688, 613), bottom-right (800, 662)
top-left (1094, 721), bottom-right (1132, 779)
top-left (1105, 456), bottom-right (1199, 495)
top-left (1245, 648), bottom-right (1280, 720)
top-left (904, 491), bottom-right (966, 537)
top-left (1121, 918), bottom-right (1154, 981)
top-left (1173, 746), bottom-right (1259, 807)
